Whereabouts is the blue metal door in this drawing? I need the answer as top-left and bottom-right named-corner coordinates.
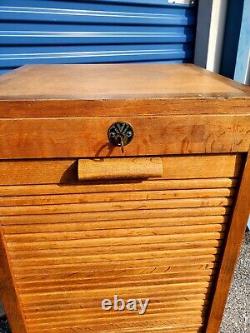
top-left (0, 0), bottom-right (197, 74)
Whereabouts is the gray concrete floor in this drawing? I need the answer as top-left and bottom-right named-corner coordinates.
top-left (0, 232), bottom-right (249, 333)
top-left (220, 231), bottom-right (249, 333)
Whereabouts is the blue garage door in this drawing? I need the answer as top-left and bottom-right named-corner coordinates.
top-left (0, 0), bottom-right (197, 74)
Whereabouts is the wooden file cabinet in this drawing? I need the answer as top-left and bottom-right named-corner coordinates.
top-left (0, 64), bottom-right (249, 333)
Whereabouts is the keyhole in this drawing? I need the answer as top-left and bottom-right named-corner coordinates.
top-left (108, 122), bottom-right (134, 150)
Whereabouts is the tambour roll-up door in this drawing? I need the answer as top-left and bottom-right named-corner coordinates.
top-left (0, 0), bottom-right (197, 74)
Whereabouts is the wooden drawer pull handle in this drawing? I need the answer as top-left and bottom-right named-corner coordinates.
top-left (78, 157), bottom-right (163, 181)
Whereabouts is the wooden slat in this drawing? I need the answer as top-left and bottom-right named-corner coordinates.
top-left (15, 267), bottom-right (213, 289)
top-left (0, 155), bottom-right (242, 185)
top-left (27, 314), bottom-right (204, 332)
top-left (0, 153), bottom-right (241, 333)
top-left (20, 282), bottom-right (211, 302)
top-left (0, 232), bottom-right (28, 333)
top-left (0, 206), bottom-right (230, 226)
top-left (5, 223), bottom-right (225, 242)
top-left (14, 263), bottom-right (217, 281)
top-left (0, 197), bottom-right (232, 216)
top-left (25, 298), bottom-right (208, 315)
top-left (9, 239), bottom-right (222, 260)
top-left (29, 323), bottom-right (203, 333)
top-left (7, 232), bottom-right (225, 252)
top-left (104, 327), bottom-right (203, 333)
top-left (26, 301), bottom-right (208, 320)
top-left (0, 188), bottom-right (234, 207)
top-left (12, 256), bottom-right (219, 276)
top-left (10, 257), bottom-right (220, 275)
top-left (19, 275), bottom-right (213, 295)
top-left (4, 216), bottom-right (228, 234)
top-left (8, 249), bottom-right (220, 268)
top-left (26, 310), bottom-right (205, 327)
top-left (23, 293), bottom-right (208, 312)
top-left (0, 178), bottom-right (238, 196)
top-left (21, 288), bottom-right (211, 307)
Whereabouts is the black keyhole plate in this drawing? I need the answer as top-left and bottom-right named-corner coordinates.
top-left (108, 122), bottom-right (134, 147)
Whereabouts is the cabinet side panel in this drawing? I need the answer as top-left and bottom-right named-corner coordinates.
top-left (206, 152), bottom-right (250, 333)
top-left (0, 231), bottom-right (27, 333)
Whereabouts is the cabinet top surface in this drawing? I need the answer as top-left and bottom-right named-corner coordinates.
top-left (0, 64), bottom-right (249, 102)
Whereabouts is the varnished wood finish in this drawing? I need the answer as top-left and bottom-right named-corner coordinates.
top-left (0, 154), bottom-right (242, 185)
top-left (0, 64), bottom-right (248, 100)
top-left (0, 154), bottom-right (242, 333)
top-left (0, 115), bottom-right (250, 158)
top-left (206, 152), bottom-right (250, 333)
top-left (0, 64), bottom-right (250, 333)
top-left (78, 157), bottom-right (163, 180)
top-left (0, 64), bottom-right (250, 159)
top-left (0, 232), bottom-right (27, 333)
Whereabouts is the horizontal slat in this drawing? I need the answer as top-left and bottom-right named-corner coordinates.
top-left (26, 302), bottom-right (207, 321)
top-left (26, 308), bottom-right (207, 327)
top-left (25, 297), bottom-right (207, 315)
top-left (7, 232), bottom-right (225, 252)
top-left (19, 276), bottom-right (213, 295)
top-left (0, 188), bottom-right (234, 207)
top-left (23, 292), bottom-right (208, 312)
top-left (21, 287), bottom-right (211, 307)
top-left (26, 309), bottom-right (205, 327)
top-left (14, 263), bottom-right (217, 281)
top-left (4, 216), bottom-right (228, 234)
top-left (0, 44), bottom-right (192, 68)
top-left (0, 206), bottom-right (230, 226)
top-left (5, 223), bottom-right (225, 242)
top-left (19, 274), bottom-right (213, 295)
top-left (0, 197), bottom-right (232, 216)
top-left (8, 249), bottom-right (220, 269)
top-left (27, 313), bottom-right (204, 332)
top-left (30, 320), bottom-right (204, 333)
top-left (13, 255), bottom-right (219, 277)
top-left (0, 2), bottom-right (195, 26)
top-left (10, 255), bottom-right (220, 270)
top-left (20, 282), bottom-right (211, 302)
top-left (0, 27), bottom-right (194, 46)
top-left (9, 239), bottom-right (222, 260)
top-left (0, 207), bottom-right (230, 227)
top-left (0, 178), bottom-right (238, 196)
top-left (16, 269), bottom-right (214, 287)
top-left (94, 327), bottom-right (203, 333)
top-left (0, 155), bottom-right (242, 185)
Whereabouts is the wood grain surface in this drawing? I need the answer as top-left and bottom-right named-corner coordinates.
top-left (78, 157), bottom-right (163, 180)
top-left (206, 152), bottom-right (250, 332)
top-left (0, 64), bottom-right (248, 101)
top-left (0, 232), bottom-right (27, 333)
top-left (0, 114), bottom-right (249, 158)
top-left (0, 64), bottom-right (249, 333)
top-left (0, 64), bottom-right (249, 158)
top-left (0, 153), bottom-right (243, 333)
top-left (0, 154), bottom-right (242, 185)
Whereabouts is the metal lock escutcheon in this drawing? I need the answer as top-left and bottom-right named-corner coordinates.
top-left (108, 122), bottom-right (134, 150)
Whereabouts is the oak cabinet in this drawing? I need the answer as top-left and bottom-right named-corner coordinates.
top-left (0, 64), bottom-right (249, 333)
